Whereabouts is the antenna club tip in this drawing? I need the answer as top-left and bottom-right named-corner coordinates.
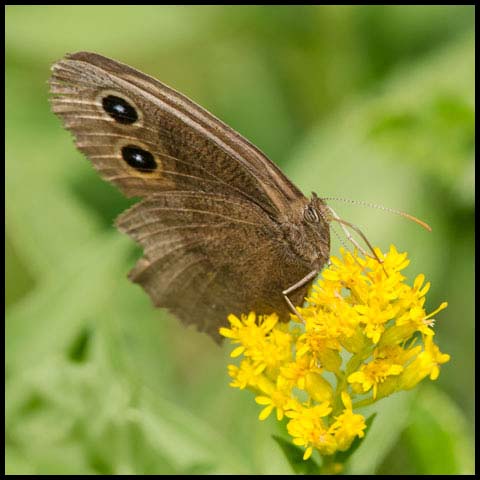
top-left (402, 212), bottom-right (432, 232)
top-left (419, 220), bottom-right (432, 232)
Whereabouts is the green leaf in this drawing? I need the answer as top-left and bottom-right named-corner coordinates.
top-left (405, 386), bottom-right (474, 475)
top-left (5, 234), bottom-right (132, 371)
top-left (272, 435), bottom-right (320, 475)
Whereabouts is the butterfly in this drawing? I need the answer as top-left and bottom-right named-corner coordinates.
top-left (50, 52), bottom-right (331, 341)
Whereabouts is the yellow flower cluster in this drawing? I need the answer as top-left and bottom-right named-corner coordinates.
top-left (220, 245), bottom-right (449, 461)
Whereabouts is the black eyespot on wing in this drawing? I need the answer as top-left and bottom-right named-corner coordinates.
top-left (102, 95), bottom-right (138, 124)
top-left (122, 145), bottom-right (157, 172)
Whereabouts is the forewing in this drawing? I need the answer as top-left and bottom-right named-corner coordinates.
top-left (50, 51), bottom-right (304, 216)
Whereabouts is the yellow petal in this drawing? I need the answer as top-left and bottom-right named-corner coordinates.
top-left (231, 346), bottom-right (245, 358)
top-left (255, 396), bottom-right (271, 405)
top-left (303, 446), bottom-right (313, 460)
top-left (259, 405), bottom-right (274, 420)
top-left (227, 314), bottom-right (243, 328)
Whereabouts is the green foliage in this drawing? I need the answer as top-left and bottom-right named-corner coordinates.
top-left (6, 5), bottom-right (474, 475)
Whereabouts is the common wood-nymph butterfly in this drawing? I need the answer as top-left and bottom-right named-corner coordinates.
top-left (50, 52), bottom-right (331, 341)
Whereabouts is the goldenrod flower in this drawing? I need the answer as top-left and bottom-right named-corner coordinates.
top-left (228, 360), bottom-right (263, 389)
top-left (286, 402), bottom-right (335, 459)
top-left (399, 335), bottom-right (451, 389)
top-left (347, 356), bottom-right (403, 399)
top-left (329, 392), bottom-right (366, 451)
top-left (255, 385), bottom-right (294, 421)
top-left (220, 245), bottom-right (449, 464)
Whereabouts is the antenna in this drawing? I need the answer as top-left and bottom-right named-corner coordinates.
top-left (321, 197), bottom-right (432, 232)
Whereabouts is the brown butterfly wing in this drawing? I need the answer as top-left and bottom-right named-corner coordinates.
top-left (50, 52), bottom-right (310, 339)
top-left (117, 192), bottom-right (310, 340)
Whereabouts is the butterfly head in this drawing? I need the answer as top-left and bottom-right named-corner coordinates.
top-left (304, 192), bottom-right (331, 262)
top-left (281, 193), bottom-right (331, 270)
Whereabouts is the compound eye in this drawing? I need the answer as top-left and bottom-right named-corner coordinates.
top-left (304, 205), bottom-right (320, 223)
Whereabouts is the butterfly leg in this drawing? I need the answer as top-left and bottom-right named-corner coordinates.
top-left (282, 270), bottom-right (318, 323)
top-left (327, 206), bottom-right (369, 257)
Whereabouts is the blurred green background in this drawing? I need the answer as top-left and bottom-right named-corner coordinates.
top-left (5, 5), bottom-right (474, 475)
